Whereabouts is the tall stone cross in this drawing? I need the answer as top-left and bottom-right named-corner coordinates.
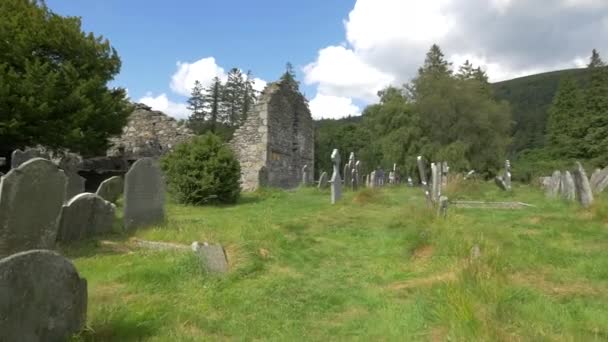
top-left (330, 149), bottom-right (342, 204)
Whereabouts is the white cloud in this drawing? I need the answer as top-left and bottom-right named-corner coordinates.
top-left (138, 93), bottom-right (190, 120)
top-left (303, 45), bottom-right (394, 102)
top-left (309, 93), bottom-right (361, 120)
top-left (302, 0), bottom-right (608, 119)
top-left (170, 57), bottom-right (226, 96)
top-left (252, 77), bottom-right (267, 92)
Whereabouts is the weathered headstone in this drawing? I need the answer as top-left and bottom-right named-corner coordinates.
top-left (355, 160), bottom-right (361, 187)
top-left (124, 158), bottom-right (165, 230)
top-left (504, 160), bottom-right (512, 191)
top-left (590, 168), bottom-right (602, 190)
top-left (191, 242), bottom-right (229, 274)
top-left (57, 153), bottom-right (85, 199)
top-left (438, 196), bottom-right (449, 218)
top-left (572, 162), bottom-right (594, 208)
top-left (441, 161), bottom-right (449, 188)
top-left (591, 167), bottom-right (608, 194)
top-left (0, 250), bottom-right (87, 341)
top-left (545, 170), bottom-right (561, 198)
top-left (351, 167), bottom-right (358, 191)
top-left (330, 149), bottom-right (342, 204)
top-left (318, 172), bottom-right (329, 189)
top-left (369, 171), bottom-right (376, 189)
top-left (560, 171), bottom-right (575, 202)
top-left (407, 177), bottom-right (414, 187)
top-left (57, 193), bottom-right (116, 242)
top-left (0, 158), bottom-right (67, 258)
top-left (494, 176), bottom-right (508, 191)
top-left (388, 171), bottom-right (395, 185)
top-left (431, 163), bottom-right (441, 202)
top-left (417, 156), bottom-right (427, 187)
top-left (301, 164), bottom-right (309, 186)
top-left (343, 163), bottom-right (352, 189)
top-left (96, 176), bottom-right (124, 203)
top-left (365, 174), bottom-right (370, 188)
top-left (10, 148), bottom-right (50, 169)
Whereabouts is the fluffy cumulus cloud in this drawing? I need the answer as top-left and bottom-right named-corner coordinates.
top-left (170, 57), bottom-right (226, 96)
top-left (138, 93), bottom-right (190, 119)
top-left (309, 94), bottom-right (361, 120)
top-left (304, 0), bottom-right (608, 118)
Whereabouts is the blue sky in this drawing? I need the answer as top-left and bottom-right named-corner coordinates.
top-left (46, 0), bottom-right (607, 120)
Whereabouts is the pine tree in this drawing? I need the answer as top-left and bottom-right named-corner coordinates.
top-left (418, 44), bottom-right (452, 77)
top-left (204, 77), bottom-right (223, 132)
top-left (546, 77), bottom-right (584, 158)
top-left (221, 68), bottom-right (245, 127)
top-left (456, 60), bottom-right (475, 80)
top-left (187, 80), bottom-right (206, 129)
top-left (583, 64), bottom-right (608, 162)
top-left (280, 62), bottom-right (299, 89)
top-left (241, 70), bottom-right (257, 124)
top-left (588, 49), bottom-right (605, 68)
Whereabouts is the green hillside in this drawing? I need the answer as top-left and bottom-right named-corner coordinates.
top-left (491, 67), bottom-right (595, 154)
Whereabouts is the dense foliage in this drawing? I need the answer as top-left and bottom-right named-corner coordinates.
top-left (0, 0), bottom-right (131, 157)
top-left (314, 45), bottom-right (511, 179)
top-left (161, 133), bottom-right (241, 205)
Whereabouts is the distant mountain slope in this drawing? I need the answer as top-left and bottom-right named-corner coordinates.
top-left (491, 67), bottom-right (594, 154)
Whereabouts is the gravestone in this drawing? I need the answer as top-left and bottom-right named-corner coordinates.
top-left (0, 250), bottom-right (87, 341)
top-left (330, 149), bottom-right (342, 204)
top-left (464, 170), bottom-right (476, 180)
top-left (0, 158), bottom-right (67, 258)
top-left (417, 156), bottom-right (428, 187)
top-left (546, 170), bottom-right (561, 198)
top-left (124, 158), bottom-right (165, 230)
top-left (504, 160), bottom-right (512, 191)
top-left (343, 163), bottom-right (352, 189)
top-left (494, 176), bottom-right (508, 191)
top-left (591, 167), bottom-right (608, 194)
top-left (560, 171), bottom-right (575, 202)
top-left (355, 160), bottom-right (361, 187)
top-left (10, 148), bottom-right (50, 169)
top-left (407, 177), bottom-right (414, 187)
top-left (301, 164), bottom-right (309, 186)
top-left (365, 174), bottom-right (370, 188)
top-left (441, 161), bottom-right (449, 188)
top-left (431, 163), bottom-right (441, 202)
top-left (57, 193), bottom-right (116, 242)
top-left (438, 196), bottom-right (449, 218)
top-left (590, 168), bottom-right (601, 190)
top-left (318, 172), bottom-right (329, 189)
top-left (58, 153), bottom-right (85, 199)
top-left (572, 162), bottom-right (593, 208)
top-left (369, 171), bottom-right (376, 189)
top-left (191, 242), bottom-right (229, 274)
top-left (96, 176), bottom-right (124, 203)
top-left (351, 167), bottom-right (358, 191)
top-left (388, 171), bottom-right (395, 185)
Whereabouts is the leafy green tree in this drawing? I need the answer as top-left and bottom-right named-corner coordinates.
top-left (161, 133), bottom-right (241, 205)
top-left (545, 77), bottom-right (584, 158)
top-left (588, 49), bottom-right (605, 68)
top-left (0, 0), bottom-right (131, 157)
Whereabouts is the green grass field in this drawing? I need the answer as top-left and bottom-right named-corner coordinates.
top-left (64, 181), bottom-right (608, 341)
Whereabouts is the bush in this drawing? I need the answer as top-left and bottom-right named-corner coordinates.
top-left (161, 133), bottom-right (241, 205)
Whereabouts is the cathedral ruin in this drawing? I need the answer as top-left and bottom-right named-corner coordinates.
top-left (230, 79), bottom-right (314, 191)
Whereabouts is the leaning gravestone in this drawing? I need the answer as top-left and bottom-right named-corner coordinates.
top-left (417, 156), bottom-right (428, 187)
top-left (301, 164), bottom-right (309, 186)
top-left (57, 193), bottom-right (116, 242)
top-left (96, 176), bottom-right (124, 203)
top-left (330, 149), bottom-right (342, 204)
top-left (560, 171), bottom-right (576, 202)
top-left (0, 158), bottom-right (67, 258)
top-left (572, 162), bottom-right (593, 208)
top-left (318, 172), bottom-right (329, 189)
top-left (10, 148), bottom-right (50, 169)
top-left (590, 168), bottom-right (601, 190)
top-left (546, 170), bottom-right (561, 198)
top-left (124, 158), bottom-right (165, 230)
top-left (191, 242), bottom-right (229, 274)
top-left (591, 166), bottom-right (608, 194)
top-left (0, 250), bottom-right (87, 341)
top-left (343, 163), bottom-right (352, 189)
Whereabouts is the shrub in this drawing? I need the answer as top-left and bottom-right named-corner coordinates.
top-left (161, 133), bottom-right (241, 205)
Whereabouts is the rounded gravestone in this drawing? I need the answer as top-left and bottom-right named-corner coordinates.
top-left (0, 158), bottom-right (67, 258)
top-left (95, 176), bottom-right (124, 203)
top-left (10, 148), bottom-right (50, 169)
top-left (0, 250), bottom-right (87, 341)
top-left (124, 158), bottom-right (165, 230)
top-left (58, 193), bottom-right (116, 242)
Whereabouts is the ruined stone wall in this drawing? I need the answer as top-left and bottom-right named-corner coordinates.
top-left (107, 103), bottom-right (194, 160)
top-left (230, 82), bottom-right (314, 190)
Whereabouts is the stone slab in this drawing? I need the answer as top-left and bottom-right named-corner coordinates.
top-left (192, 242), bottom-right (229, 274)
top-left (0, 250), bottom-right (87, 341)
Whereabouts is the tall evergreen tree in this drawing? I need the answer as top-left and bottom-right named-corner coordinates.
top-left (588, 49), bottom-right (605, 68)
top-left (456, 60), bottom-right (475, 80)
top-left (187, 80), bottom-right (206, 131)
top-left (221, 68), bottom-right (245, 127)
top-left (418, 44), bottom-right (453, 77)
top-left (280, 62), bottom-right (299, 89)
top-left (241, 70), bottom-right (257, 124)
top-left (546, 77), bottom-right (584, 158)
top-left (204, 77), bottom-right (223, 132)
top-left (583, 63), bottom-right (608, 162)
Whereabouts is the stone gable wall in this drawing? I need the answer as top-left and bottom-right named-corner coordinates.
top-left (107, 103), bottom-right (194, 159)
top-left (230, 82), bottom-right (314, 190)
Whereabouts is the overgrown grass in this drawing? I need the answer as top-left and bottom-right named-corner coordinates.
top-left (67, 182), bottom-right (608, 341)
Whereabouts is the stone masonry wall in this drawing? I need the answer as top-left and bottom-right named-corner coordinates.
top-left (230, 82), bottom-right (314, 190)
top-left (107, 103), bottom-right (194, 160)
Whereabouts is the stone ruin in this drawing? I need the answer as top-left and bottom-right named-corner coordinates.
top-left (107, 103), bottom-right (194, 160)
top-left (230, 80), bottom-right (314, 191)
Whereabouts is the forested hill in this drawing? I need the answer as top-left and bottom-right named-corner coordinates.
top-left (491, 67), bottom-right (595, 154)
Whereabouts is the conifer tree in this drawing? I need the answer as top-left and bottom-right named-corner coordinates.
top-left (222, 68), bottom-right (245, 127)
top-left (187, 80), bottom-right (206, 131)
top-left (583, 63), bottom-right (608, 162)
top-left (241, 70), bottom-right (257, 124)
top-left (457, 60), bottom-right (475, 80)
top-left (588, 49), bottom-right (605, 68)
top-left (546, 77), bottom-right (584, 158)
top-left (204, 77), bottom-right (223, 132)
top-left (418, 44), bottom-right (453, 77)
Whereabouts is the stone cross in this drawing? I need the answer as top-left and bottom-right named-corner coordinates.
top-left (301, 164), bottom-right (309, 186)
top-left (417, 156), bottom-right (428, 187)
top-left (330, 149), bottom-right (342, 204)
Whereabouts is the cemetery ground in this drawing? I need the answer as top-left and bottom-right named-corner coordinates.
top-left (65, 182), bottom-right (608, 341)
